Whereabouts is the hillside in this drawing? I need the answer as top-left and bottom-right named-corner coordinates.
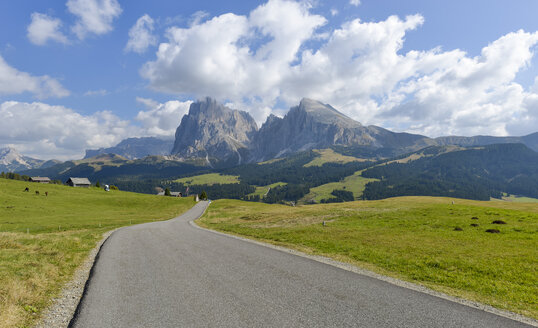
top-left (0, 178), bottom-right (194, 328)
top-left (361, 143), bottom-right (538, 200)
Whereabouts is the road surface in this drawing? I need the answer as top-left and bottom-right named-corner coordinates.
top-left (71, 201), bottom-right (532, 328)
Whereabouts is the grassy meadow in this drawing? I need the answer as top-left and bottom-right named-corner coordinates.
top-left (174, 173), bottom-right (240, 186)
top-left (199, 197), bottom-right (538, 319)
top-left (0, 178), bottom-right (194, 328)
top-left (304, 148), bottom-right (367, 167)
top-left (300, 170), bottom-right (377, 203)
top-left (247, 182), bottom-right (287, 198)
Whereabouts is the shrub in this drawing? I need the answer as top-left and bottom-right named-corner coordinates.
top-left (470, 223), bottom-right (479, 227)
top-left (164, 188), bottom-right (171, 196)
top-left (200, 191), bottom-right (208, 200)
top-left (492, 220), bottom-right (506, 224)
top-left (485, 229), bottom-right (500, 233)
top-left (110, 185), bottom-right (119, 190)
top-left (471, 216), bottom-right (479, 220)
top-left (453, 227), bottom-right (463, 231)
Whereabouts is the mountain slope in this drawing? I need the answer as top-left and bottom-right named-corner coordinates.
top-left (362, 143), bottom-right (538, 200)
top-left (85, 137), bottom-right (174, 160)
top-left (0, 147), bottom-right (48, 172)
top-left (250, 98), bottom-right (434, 161)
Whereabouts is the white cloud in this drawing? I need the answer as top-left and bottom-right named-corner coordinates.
top-left (0, 55), bottom-right (69, 98)
top-left (0, 101), bottom-right (135, 159)
top-left (135, 98), bottom-right (192, 138)
top-left (141, 0), bottom-right (326, 123)
top-left (330, 8), bottom-right (338, 16)
top-left (27, 13), bottom-right (68, 45)
top-left (141, 0), bottom-right (538, 136)
top-left (67, 0), bottom-right (122, 39)
top-left (125, 14), bottom-right (157, 54)
top-left (349, 0), bottom-right (361, 6)
top-left (84, 89), bottom-right (108, 96)
top-left (190, 11), bottom-right (210, 26)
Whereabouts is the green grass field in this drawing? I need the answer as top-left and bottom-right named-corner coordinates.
top-left (304, 148), bottom-right (366, 167)
top-left (199, 197), bottom-right (538, 319)
top-left (300, 170), bottom-right (377, 203)
top-left (174, 173), bottom-right (240, 186)
top-left (0, 178), bottom-right (194, 328)
top-left (247, 182), bottom-right (287, 198)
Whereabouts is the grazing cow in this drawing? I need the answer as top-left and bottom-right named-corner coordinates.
top-left (35, 191), bottom-right (39, 196)
top-left (24, 187), bottom-right (29, 192)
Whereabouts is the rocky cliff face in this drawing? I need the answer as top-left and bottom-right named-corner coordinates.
top-left (85, 137), bottom-right (174, 160)
top-left (250, 98), bottom-right (432, 161)
top-left (171, 97), bottom-right (258, 166)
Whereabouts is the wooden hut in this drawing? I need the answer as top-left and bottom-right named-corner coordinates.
top-left (29, 177), bottom-right (51, 184)
top-left (66, 177), bottom-right (91, 188)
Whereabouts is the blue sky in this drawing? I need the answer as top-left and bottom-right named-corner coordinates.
top-left (1, 0), bottom-right (538, 159)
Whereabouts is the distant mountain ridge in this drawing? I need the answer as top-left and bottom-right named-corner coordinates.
top-left (435, 133), bottom-right (538, 152)
top-left (85, 137), bottom-right (174, 160)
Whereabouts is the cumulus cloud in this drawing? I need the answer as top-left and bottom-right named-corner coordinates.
top-left (27, 13), bottom-right (68, 45)
top-left (67, 0), bottom-right (122, 39)
top-left (125, 14), bottom-right (157, 54)
top-left (0, 55), bottom-right (69, 98)
top-left (349, 0), bottom-right (361, 6)
top-left (0, 97), bottom-right (194, 159)
top-left (135, 97), bottom-right (192, 138)
top-left (0, 101), bottom-right (135, 159)
top-left (141, 0), bottom-right (538, 136)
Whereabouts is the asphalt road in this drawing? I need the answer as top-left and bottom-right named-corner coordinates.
top-left (71, 201), bottom-right (532, 328)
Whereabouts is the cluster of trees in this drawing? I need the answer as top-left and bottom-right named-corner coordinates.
top-left (320, 189), bottom-right (354, 203)
top-left (361, 144), bottom-right (538, 200)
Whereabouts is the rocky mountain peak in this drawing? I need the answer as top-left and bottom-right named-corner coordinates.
top-left (0, 147), bottom-right (46, 172)
top-left (294, 98), bottom-right (362, 128)
top-left (171, 97), bottom-right (258, 166)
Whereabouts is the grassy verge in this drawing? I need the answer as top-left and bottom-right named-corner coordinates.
top-left (300, 170), bottom-right (377, 203)
top-left (198, 197), bottom-right (538, 319)
top-left (174, 173), bottom-right (240, 185)
top-left (0, 178), bottom-right (194, 328)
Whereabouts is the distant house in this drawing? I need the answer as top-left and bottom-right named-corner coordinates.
top-left (66, 177), bottom-right (91, 188)
top-left (29, 177), bottom-right (51, 184)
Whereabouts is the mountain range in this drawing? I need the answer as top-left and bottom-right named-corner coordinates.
top-left (166, 97), bottom-right (538, 165)
top-left (0, 147), bottom-right (60, 172)
top-left (84, 137), bottom-right (174, 160)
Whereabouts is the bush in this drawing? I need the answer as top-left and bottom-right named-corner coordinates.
top-left (485, 229), bottom-right (500, 233)
top-left (454, 227), bottom-right (463, 231)
top-left (164, 188), bottom-right (171, 196)
top-left (200, 191), bottom-right (208, 200)
top-left (110, 185), bottom-right (119, 191)
top-left (492, 220), bottom-right (506, 224)
top-left (470, 223), bottom-right (479, 227)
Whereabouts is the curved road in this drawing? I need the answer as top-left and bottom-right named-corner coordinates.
top-left (71, 201), bottom-right (532, 327)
